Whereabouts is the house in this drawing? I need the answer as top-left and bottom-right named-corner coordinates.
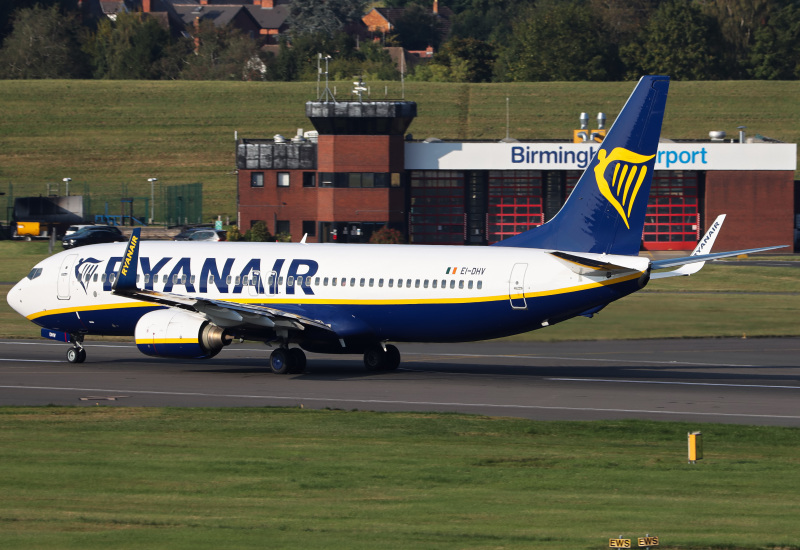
top-left (138, 0), bottom-right (289, 43)
top-left (362, 0), bottom-right (453, 53)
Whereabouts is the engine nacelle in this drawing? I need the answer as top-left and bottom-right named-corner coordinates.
top-left (134, 309), bottom-right (231, 359)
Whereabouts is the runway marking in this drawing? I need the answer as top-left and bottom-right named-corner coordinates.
top-left (548, 378), bottom-right (800, 390)
top-left (0, 358), bottom-right (62, 363)
top-left (402, 353), bottom-right (757, 368)
top-left (1, 384), bottom-right (800, 421)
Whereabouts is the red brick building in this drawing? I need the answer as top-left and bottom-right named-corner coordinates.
top-left (237, 100), bottom-right (797, 250)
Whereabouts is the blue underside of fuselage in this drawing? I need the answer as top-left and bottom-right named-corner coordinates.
top-left (32, 278), bottom-right (641, 345)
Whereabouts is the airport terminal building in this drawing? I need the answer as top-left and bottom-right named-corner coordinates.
top-left (236, 99), bottom-right (797, 251)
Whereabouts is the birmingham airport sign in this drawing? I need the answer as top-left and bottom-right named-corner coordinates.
top-left (405, 142), bottom-right (797, 171)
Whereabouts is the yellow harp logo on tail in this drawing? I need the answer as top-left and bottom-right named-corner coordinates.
top-left (593, 147), bottom-right (655, 229)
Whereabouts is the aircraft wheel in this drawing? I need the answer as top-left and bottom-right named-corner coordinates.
top-left (270, 348), bottom-right (291, 375)
top-left (288, 348), bottom-right (307, 374)
top-left (363, 346), bottom-right (387, 371)
top-left (67, 347), bottom-right (86, 364)
top-left (385, 344), bottom-right (401, 370)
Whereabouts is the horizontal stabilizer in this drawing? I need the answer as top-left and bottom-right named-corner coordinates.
top-left (549, 251), bottom-right (646, 275)
top-left (651, 246), bottom-right (786, 278)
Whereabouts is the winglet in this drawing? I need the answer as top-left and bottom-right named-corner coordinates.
top-left (113, 227), bottom-right (141, 293)
top-left (664, 214), bottom-right (726, 277)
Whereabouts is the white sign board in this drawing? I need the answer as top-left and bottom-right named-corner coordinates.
top-left (405, 142), bottom-right (796, 172)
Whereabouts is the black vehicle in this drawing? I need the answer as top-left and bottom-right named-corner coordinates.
top-left (173, 226), bottom-right (214, 241)
top-left (62, 225), bottom-right (126, 249)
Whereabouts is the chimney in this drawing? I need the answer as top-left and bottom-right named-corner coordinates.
top-left (142, 0), bottom-right (151, 12)
top-left (262, 0), bottom-right (274, 7)
top-left (433, 0), bottom-right (438, 14)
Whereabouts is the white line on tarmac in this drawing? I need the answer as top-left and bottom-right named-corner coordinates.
top-left (548, 377), bottom-right (800, 389)
top-left (1, 384), bottom-right (800, 421)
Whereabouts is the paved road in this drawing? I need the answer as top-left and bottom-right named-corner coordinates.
top-left (1, 338), bottom-right (799, 426)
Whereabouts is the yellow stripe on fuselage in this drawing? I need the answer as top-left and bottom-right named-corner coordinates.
top-left (28, 272), bottom-right (643, 319)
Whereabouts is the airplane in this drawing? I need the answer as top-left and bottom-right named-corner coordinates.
top-left (6, 75), bottom-right (785, 373)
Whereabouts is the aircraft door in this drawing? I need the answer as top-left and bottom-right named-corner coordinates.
top-left (509, 263), bottom-right (527, 309)
top-left (58, 254), bottom-right (77, 300)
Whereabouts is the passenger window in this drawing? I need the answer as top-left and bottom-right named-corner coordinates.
top-left (235, 276), bottom-right (241, 285)
top-left (424, 280), bottom-right (429, 288)
top-left (93, 274), bottom-right (98, 282)
top-left (278, 277), bottom-right (284, 286)
top-left (360, 278), bottom-right (365, 287)
top-left (135, 274), bottom-right (140, 283)
top-left (208, 275), bottom-right (214, 285)
top-left (397, 279), bottom-right (403, 288)
top-left (190, 275), bottom-right (195, 285)
top-left (415, 279), bottom-right (420, 288)
top-left (296, 276), bottom-right (303, 286)
top-left (332, 278), bottom-right (337, 286)
top-left (407, 279), bottom-right (412, 288)
top-left (315, 277), bottom-right (320, 286)
top-left (369, 278), bottom-right (374, 287)
top-left (379, 278), bottom-right (384, 287)
top-left (341, 278), bottom-right (346, 287)
top-left (101, 274), bottom-right (107, 282)
top-left (324, 277), bottom-right (329, 286)
top-left (287, 276), bottom-right (294, 286)
top-left (388, 279), bottom-right (394, 288)
top-left (450, 280), bottom-right (455, 289)
top-left (441, 279), bottom-right (446, 288)
top-left (432, 280), bottom-right (437, 288)
top-left (477, 281), bottom-right (483, 289)
top-left (459, 280), bottom-right (464, 289)
top-left (350, 277), bottom-right (356, 287)
top-left (226, 275), bottom-right (232, 285)
top-left (468, 280), bottom-right (473, 289)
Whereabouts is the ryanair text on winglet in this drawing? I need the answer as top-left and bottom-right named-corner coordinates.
top-left (120, 235), bottom-right (138, 277)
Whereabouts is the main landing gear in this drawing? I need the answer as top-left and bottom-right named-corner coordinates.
top-left (363, 344), bottom-right (401, 371)
top-left (269, 347), bottom-right (307, 375)
top-left (66, 335), bottom-right (86, 364)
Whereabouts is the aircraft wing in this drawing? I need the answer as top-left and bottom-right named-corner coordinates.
top-left (650, 214), bottom-right (787, 279)
top-left (112, 228), bottom-right (332, 333)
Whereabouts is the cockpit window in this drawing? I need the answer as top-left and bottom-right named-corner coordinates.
top-left (26, 267), bottom-right (43, 280)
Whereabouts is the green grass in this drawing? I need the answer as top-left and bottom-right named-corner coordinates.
top-left (2, 80), bottom-right (799, 220)
top-left (0, 407), bottom-right (798, 550)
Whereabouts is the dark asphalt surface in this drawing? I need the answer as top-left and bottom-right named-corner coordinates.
top-left (1, 337), bottom-right (799, 426)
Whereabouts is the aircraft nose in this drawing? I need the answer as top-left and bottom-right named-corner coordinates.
top-left (6, 277), bottom-right (29, 317)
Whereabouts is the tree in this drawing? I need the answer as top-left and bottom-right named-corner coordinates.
top-left (86, 12), bottom-right (173, 79)
top-left (287, 0), bottom-right (366, 38)
top-left (700, 0), bottom-right (777, 78)
top-left (180, 20), bottom-right (263, 81)
top-left (0, 4), bottom-right (89, 79)
top-left (0, 0), bottom-right (77, 45)
top-left (749, 2), bottom-right (800, 79)
top-left (621, 0), bottom-right (726, 80)
top-left (411, 37), bottom-right (495, 82)
top-left (494, 1), bottom-right (616, 82)
top-left (393, 3), bottom-right (443, 50)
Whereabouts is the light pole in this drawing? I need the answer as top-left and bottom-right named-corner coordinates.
top-left (148, 178), bottom-right (158, 224)
top-left (63, 177), bottom-right (71, 197)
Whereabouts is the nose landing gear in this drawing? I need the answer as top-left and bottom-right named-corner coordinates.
top-left (66, 336), bottom-right (86, 364)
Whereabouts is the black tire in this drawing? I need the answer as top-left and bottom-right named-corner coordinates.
top-left (288, 348), bottom-right (307, 374)
top-left (385, 344), bottom-right (401, 370)
top-left (270, 348), bottom-right (291, 374)
top-left (66, 347), bottom-right (86, 364)
top-left (363, 346), bottom-right (387, 371)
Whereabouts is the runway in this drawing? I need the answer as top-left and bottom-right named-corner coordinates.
top-left (1, 337), bottom-right (799, 426)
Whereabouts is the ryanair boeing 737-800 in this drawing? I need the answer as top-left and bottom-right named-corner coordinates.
top-left (6, 76), bottom-right (784, 372)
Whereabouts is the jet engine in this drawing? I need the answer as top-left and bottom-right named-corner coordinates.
top-left (134, 309), bottom-right (231, 359)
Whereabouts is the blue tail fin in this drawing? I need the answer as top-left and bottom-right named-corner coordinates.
top-left (495, 75), bottom-right (670, 255)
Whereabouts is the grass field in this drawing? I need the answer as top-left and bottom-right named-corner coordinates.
top-left (0, 407), bottom-right (798, 550)
top-left (2, 80), bottom-right (799, 221)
